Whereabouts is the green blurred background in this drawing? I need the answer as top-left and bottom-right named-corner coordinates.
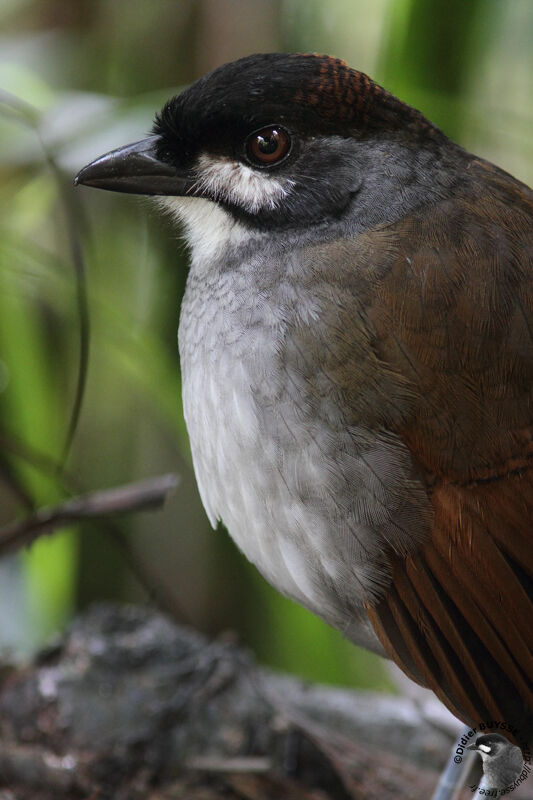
top-left (0, 0), bottom-right (531, 691)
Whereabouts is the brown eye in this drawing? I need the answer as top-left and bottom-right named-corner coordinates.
top-left (246, 126), bottom-right (291, 166)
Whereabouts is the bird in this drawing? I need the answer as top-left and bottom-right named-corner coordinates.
top-left (467, 733), bottom-right (524, 790)
top-left (75, 52), bottom-right (533, 745)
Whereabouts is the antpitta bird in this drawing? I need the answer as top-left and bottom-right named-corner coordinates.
top-left (76, 53), bottom-right (533, 743)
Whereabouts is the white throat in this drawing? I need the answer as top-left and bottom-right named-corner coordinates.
top-left (157, 196), bottom-right (249, 270)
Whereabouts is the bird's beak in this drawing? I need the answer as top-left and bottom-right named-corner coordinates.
top-left (466, 744), bottom-right (478, 751)
top-left (74, 136), bottom-right (194, 196)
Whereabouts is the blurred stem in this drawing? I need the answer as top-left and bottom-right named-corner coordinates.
top-left (0, 89), bottom-right (40, 127)
top-left (0, 90), bottom-right (90, 469)
top-left (49, 167), bottom-right (90, 469)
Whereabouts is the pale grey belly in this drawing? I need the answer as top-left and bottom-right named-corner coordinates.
top-left (181, 337), bottom-right (393, 653)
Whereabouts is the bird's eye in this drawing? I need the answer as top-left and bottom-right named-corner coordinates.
top-left (245, 126), bottom-right (291, 167)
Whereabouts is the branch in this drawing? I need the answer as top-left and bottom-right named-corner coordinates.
top-left (0, 474), bottom-right (179, 555)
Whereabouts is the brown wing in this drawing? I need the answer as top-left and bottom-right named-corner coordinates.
top-left (365, 160), bottom-right (533, 738)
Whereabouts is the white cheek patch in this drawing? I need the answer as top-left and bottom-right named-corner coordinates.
top-left (156, 196), bottom-right (250, 270)
top-left (194, 154), bottom-right (294, 214)
top-left (478, 744), bottom-right (491, 753)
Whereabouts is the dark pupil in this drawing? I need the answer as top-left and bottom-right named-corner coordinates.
top-left (257, 133), bottom-right (278, 154)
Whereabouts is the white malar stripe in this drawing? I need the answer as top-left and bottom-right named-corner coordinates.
top-left (478, 744), bottom-right (491, 754)
top-left (195, 154), bottom-right (295, 214)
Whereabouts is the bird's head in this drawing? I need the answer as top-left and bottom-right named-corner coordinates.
top-left (467, 733), bottom-right (515, 761)
top-left (76, 52), bottom-right (455, 257)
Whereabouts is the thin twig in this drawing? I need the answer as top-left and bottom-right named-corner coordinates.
top-left (185, 756), bottom-right (272, 773)
top-left (0, 426), bottom-right (190, 621)
top-left (0, 474), bottom-right (179, 555)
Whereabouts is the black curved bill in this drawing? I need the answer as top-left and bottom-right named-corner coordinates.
top-left (74, 136), bottom-right (194, 196)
